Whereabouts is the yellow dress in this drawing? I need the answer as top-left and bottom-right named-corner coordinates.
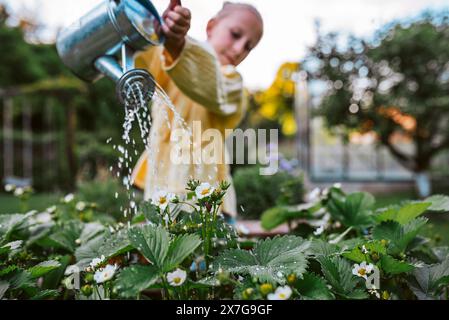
top-left (131, 36), bottom-right (247, 217)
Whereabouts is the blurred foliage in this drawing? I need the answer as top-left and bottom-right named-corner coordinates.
top-left (0, 5), bottom-right (145, 191)
top-left (233, 165), bottom-right (304, 219)
top-left (76, 178), bottom-right (139, 222)
top-left (306, 11), bottom-right (449, 177)
top-left (244, 63), bottom-right (300, 137)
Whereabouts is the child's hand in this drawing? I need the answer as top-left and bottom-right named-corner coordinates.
top-left (162, 0), bottom-right (191, 60)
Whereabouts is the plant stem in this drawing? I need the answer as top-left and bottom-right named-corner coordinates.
top-left (161, 275), bottom-right (171, 300)
top-left (177, 201), bottom-right (198, 212)
top-left (94, 285), bottom-right (102, 300)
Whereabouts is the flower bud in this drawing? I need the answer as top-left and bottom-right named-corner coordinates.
top-left (259, 283), bottom-right (273, 295)
top-left (81, 284), bottom-right (93, 296)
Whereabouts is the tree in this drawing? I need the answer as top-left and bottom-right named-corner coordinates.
top-left (0, 4), bottom-right (127, 190)
top-left (247, 62), bottom-right (300, 137)
top-left (306, 11), bottom-right (449, 197)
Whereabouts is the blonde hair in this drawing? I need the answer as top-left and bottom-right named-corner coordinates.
top-left (214, 2), bottom-right (264, 33)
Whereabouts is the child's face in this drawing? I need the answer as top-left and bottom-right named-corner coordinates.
top-left (207, 9), bottom-right (263, 67)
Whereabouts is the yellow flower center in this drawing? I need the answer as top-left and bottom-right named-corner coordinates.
top-left (287, 274), bottom-right (296, 283)
top-left (159, 197), bottom-right (167, 204)
top-left (201, 188), bottom-right (210, 196)
top-left (174, 277), bottom-right (181, 284)
top-left (358, 268), bottom-right (367, 276)
top-left (279, 293), bottom-right (286, 299)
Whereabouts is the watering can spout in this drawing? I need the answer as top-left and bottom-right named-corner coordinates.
top-left (56, 0), bottom-right (163, 106)
top-left (94, 56), bottom-right (123, 83)
top-left (94, 44), bottom-right (155, 106)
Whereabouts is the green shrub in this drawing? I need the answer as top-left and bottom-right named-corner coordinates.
top-left (77, 178), bottom-right (140, 221)
top-left (233, 166), bottom-right (304, 219)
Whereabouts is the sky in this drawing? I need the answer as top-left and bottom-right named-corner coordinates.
top-left (1, 0), bottom-right (449, 89)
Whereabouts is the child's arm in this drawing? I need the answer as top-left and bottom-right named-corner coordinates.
top-left (162, 38), bottom-right (244, 116)
top-left (162, 2), bottom-right (190, 62)
top-left (160, 4), bottom-right (244, 116)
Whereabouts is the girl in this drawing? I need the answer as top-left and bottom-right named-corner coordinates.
top-left (132, 1), bottom-right (264, 218)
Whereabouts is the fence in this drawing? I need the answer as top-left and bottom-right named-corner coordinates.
top-left (0, 84), bottom-right (79, 191)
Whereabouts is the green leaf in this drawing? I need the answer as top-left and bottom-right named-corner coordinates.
top-left (395, 202), bottom-right (430, 225)
top-left (372, 218), bottom-right (427, 255)
top-left (74, 234), bottom-right (105, 268)
top-left (115, 265), bottom-right (159, 298)
top-left (431, 246), bottom-right (449, 262)
top-left (75, 230), bottom-right (131, 268)
top-left (0, 265), bottom-right (19, 277)
top-left (128, 225), bottom-right (169, 270)
top-left (261, 203), bottom-right (319, 231)
top-left (0, 240), bottom-right (22, 256)
top-left (425, 195), bottom-right (449, 212)
top-left (0, 212), bottom-right (35, 242)
top-left (79, 222), bottom-right (106, 244)
top-left (408, 257), bottom-right (449, 300)
top-left (380, 255), bottom-right (414, 275)
top-left (364, 241), bottom-right (388, 255)
top-left (342, 248), bottom-right (367, 263)
top-left (98, 229), bottom-right (132, 258)
top-left (342, 241), bottom-right (387, 263)
top-left (0, 281), bottom-right (9, 299)
top-left (429, 257), bottom-right (449, 288)
top-left (345, 289), bottom-right (370, 299)
top-left (309, 239), bottom-right (343, 257)
top-left (163, 234), bottom-right (201, 272)
top-left (327, 192), bottom-right (375, 229)
top-left (28, 260), bottom-right (61, 278)
top-left (375, 207), bottom-right (399, 223)
top-left (296, 273), bottom-right (335, 300)
top-left (48, 220), bottom-right (83, 253)
top-left (42, 255), bottom-right (71, 290)
top-left (7, 269), bottom-right (34, 289)
top-left (30, 289), bottom-right (60, 300)
top-left (261, 207), bottom-right (290, 231)
top-left (339, 238), bottom-right (367, 250)
top-left (140, 202), bottom-right (163, 225)
top-left (317, 256), bottom-right (367, 299)
top-left (377, 202), bottom-right (430, 225)
top-left (403, 218), bottom-right (428, 243)
top-left (215, 235), bottom-right (309, 284)
top-left (195, 277), bottom-right (221, 287)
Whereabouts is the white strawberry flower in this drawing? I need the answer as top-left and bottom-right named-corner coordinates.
top-left (63, 193), bottom-right (74, 203)
top-left (94, 264), bottom-right (118, 284)
top-left (195, 183), bottom-right (215, 199)
top-left (4, 184), bottom-right (15, 192)
top-left (89, 255), bottom-right (106, 269)
top-left (352, 261), bottom-right (374, 279)
top-left (46, 206), bottom-right (57, 214)
top-left (151, 190), bottom-right (176, 210)
top-left (267, 286), bottom-right (292, 300)
top-left (75, 201), bottom-right (86, 211)
top-left (35, 212), bottom-right (52, 224)
top-left (14, 188), bottom-right (24, 197)
top-left (167, 268), bottom-right (187, 287)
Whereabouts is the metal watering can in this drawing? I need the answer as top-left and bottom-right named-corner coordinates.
top-left (56, 0), bottom-right (165, 106)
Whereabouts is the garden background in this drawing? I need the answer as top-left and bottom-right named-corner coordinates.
top-left (1, 0), bottom-right (449, 300)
